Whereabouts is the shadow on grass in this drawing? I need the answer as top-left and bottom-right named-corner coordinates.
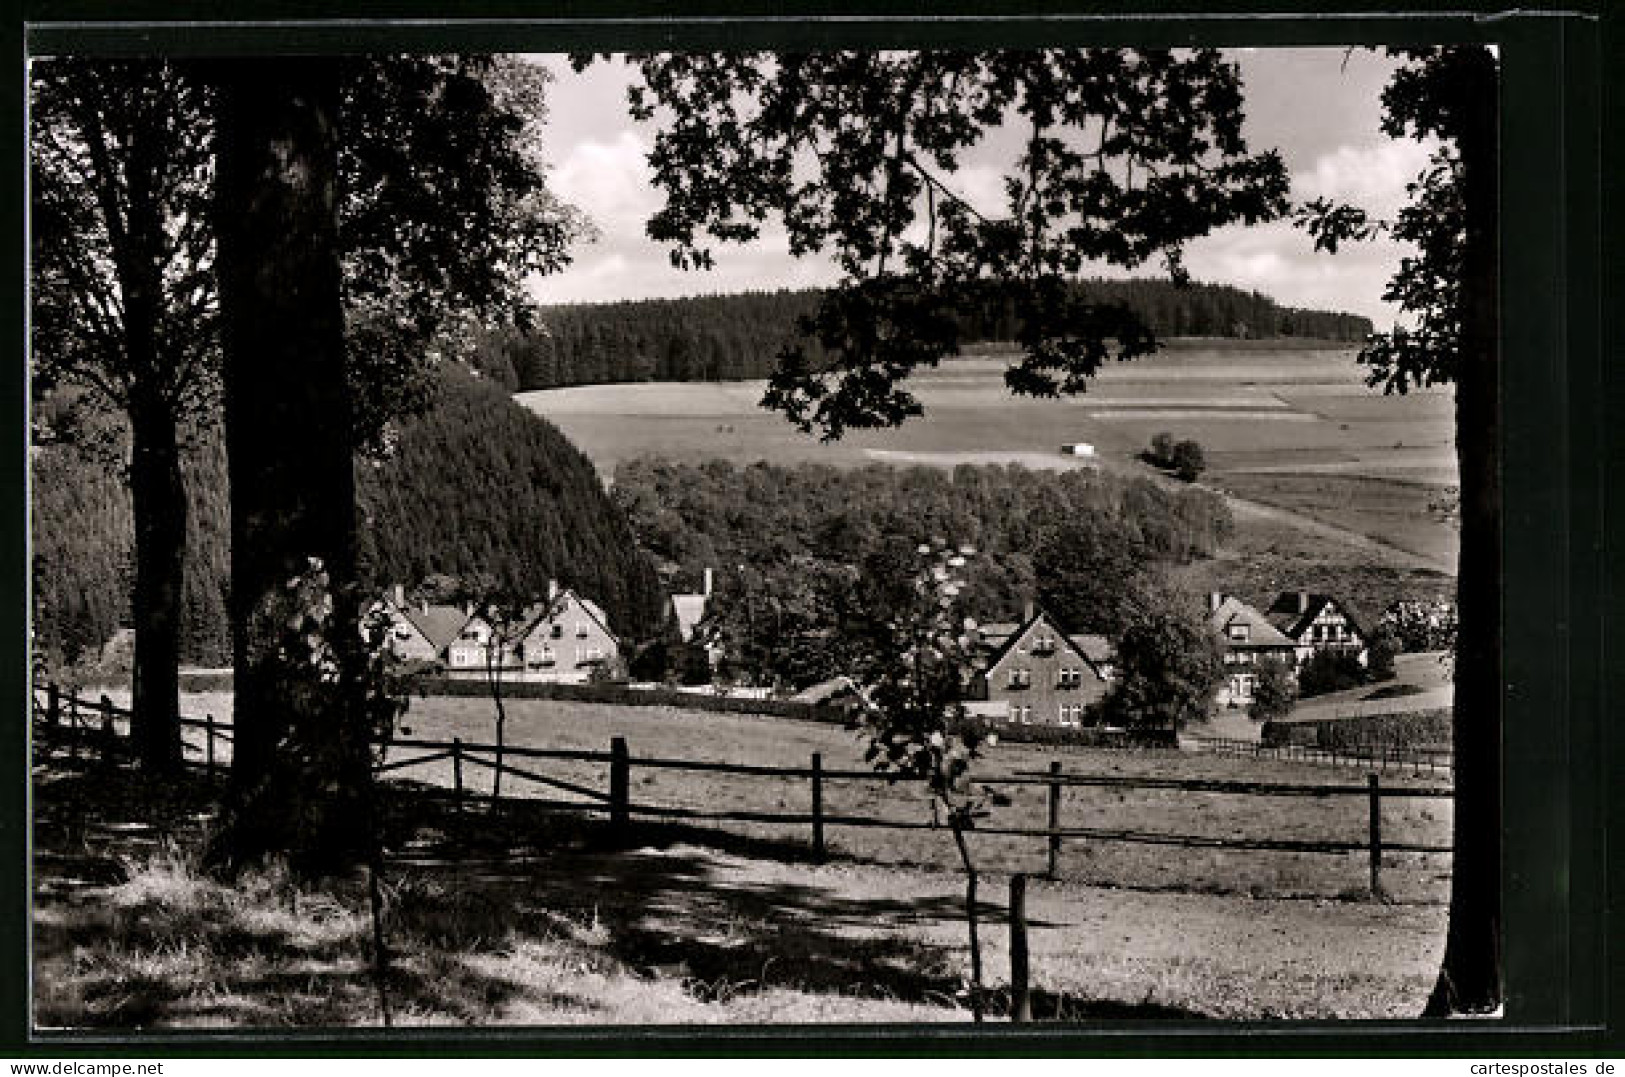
top-left (34, 765), bottom-right (1207, 1027)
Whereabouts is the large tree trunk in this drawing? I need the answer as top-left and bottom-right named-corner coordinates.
top-left (210, 59), bottom-right (366, 872)
top-left (1426, 47), bottom-right (1502, 1016)
top-left (127, 393), bottom-right (186, 772)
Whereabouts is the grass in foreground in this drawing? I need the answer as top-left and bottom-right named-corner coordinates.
top-left (34, 765), bottom-right (1446, 1029)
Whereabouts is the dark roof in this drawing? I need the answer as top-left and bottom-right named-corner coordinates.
top-left (1264, 592), bottom-right (1366, 641)
top-left (397, 602), bottom-right (472, 653)
top-left (979, 607), bottom-right (1105, 678)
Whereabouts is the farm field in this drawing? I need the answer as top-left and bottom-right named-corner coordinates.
top-left (518, 339), bottom-right (1456, 483)
top-left (517, 339), bottom-right (1459, 576)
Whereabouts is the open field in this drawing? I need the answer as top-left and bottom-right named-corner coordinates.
top-left (85, 687), bottom-right (1452, 907)
top-left (517, 339), bottom-right (1458, 574)
top-left (33, 758), bottom-right (1448, 1025)
top-left (518, 339), bottom-right (1456, 485)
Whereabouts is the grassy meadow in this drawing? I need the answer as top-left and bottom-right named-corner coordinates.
top-left (34, 747), bottom-right (1449, 1027)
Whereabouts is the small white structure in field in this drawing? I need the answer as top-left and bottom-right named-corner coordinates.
top-left (1060, 442), bottom-right (1096, 457)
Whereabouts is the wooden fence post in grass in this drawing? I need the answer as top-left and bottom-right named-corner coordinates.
top-left (1009, 873), bottom-right (1032, 1023)
top-left (452, 737), bottom-right (465, 813)
top-left (811, 751), bottom-right (826, 863)
top-left (1046, 761), bottom-right (1063, 879)
top-left (610, 736), bottom-right (630, 842)
top-left (46, 683), bottom-right (60, 729)
top-left (205, 714), bottom-right (216, 778)
top-left (1368, 773), bottom-right (1385, 900)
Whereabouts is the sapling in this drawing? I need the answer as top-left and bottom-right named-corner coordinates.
top-left (849, 539), bottom-right (998, 1020)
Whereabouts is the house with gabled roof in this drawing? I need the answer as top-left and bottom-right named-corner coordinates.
top-left (512, 585), bottom-right (619, 682)
top-left (1265, 591), bottom-right (1370, 667)
top-left (1205, 592), bottom-right (1298, 707)
top-left (440, 582), bottom-right (618, 684)
top-left (372, 585), bottom-right (471, 666)
top-left (969, 606), bottom-right (1111, 727)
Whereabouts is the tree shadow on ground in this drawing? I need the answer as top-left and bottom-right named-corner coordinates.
top-left (381, 791), bottom-right (1208, 1021)
top-left (34, 765), bottom-right (1207, 1026)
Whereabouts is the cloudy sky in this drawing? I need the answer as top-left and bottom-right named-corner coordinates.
top-left (531, 49), bottom-right (1432, 325)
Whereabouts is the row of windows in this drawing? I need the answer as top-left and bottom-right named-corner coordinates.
top-left (1006, 667), bottom-right (1091, 689)
top-left (1008, 704), bottom-right (1088, 726)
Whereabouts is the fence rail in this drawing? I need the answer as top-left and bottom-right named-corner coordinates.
top-left (1196, 735), bottom-right (1453, 777)
top-left (33, 683), bottom-right (1454, 895)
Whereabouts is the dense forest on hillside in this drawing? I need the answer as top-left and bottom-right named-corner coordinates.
top-left (616, 457), bottom-right (1230, 620)
top-left (32, 369), bottom-right (669, 671)
top-left (473, 281), bottom-right (1375, 391)
top-left (356, 369), bottom-right (669, 638)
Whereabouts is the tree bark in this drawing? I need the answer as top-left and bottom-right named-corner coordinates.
top-left (1426, 47), bottom-right (1502, 1016)
top-left (210, 59), bottom-right (365, 870)
top-left (127, 393), bottom-right (186, 772)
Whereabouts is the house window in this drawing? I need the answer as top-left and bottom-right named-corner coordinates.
top-left (576, 622), bottom-right (589, 639)
top-left (1012, 705), bottom-right (1032, 724)
top-left (1228, 624), bottom-right (1250, 642)
top-left (1032, 634), bottom-right (1055, 654)
top-left (550, 624), bottom-right (563, 639)
top-left (1007, 668), bottom-right (1031, 689)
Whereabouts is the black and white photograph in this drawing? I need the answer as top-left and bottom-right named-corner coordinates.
top-left (27, 32), bottom-right (1520, 1033)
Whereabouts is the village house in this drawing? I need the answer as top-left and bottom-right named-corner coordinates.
top-left (372, 586), bottom-right (471, 666)
top-left (967, 606), bottom-right (1112, 726)
top-left (1205, 592), bottom-right (1299, 707)
top-left (1265, 591), bottom-right (1370, 666)
top-left (375, 582), bottom-right (619, 683)
top-left (512, 585), bottom-right (618, 682)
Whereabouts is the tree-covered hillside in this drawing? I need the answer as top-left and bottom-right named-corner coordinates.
top-left (474, 280), bottom-right (1374, 392)
top-left (356, 368), bottom-right (669, 638)
top-left (614, 457), bottom-right (1233, 618)
top-left (32, 368), bottom-right (670, 671)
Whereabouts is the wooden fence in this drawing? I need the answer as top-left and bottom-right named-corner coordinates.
top-left (1196, 735), bottom-right (1454, 777)
top-left (33, 684), bottom-right (1453, 896)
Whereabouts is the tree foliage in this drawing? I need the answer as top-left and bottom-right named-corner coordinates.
top-left (1101, 592), bottom-right (1225, 730)
top-left (608, 49), bottom-right (1289, 439)
top-left (477, 281), bottom-right (1372, 392)
top-left (1248, 655), bottom-right (1297, 722)
top-left (1295, 45), bottom-right (1500, 1014)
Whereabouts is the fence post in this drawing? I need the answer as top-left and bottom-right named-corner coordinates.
top-left (1046, 761), bottom-right (1063, 879)
top-left (810, 752), bottom-right (826, 863)
top-left (452, 737), bottom-right (465, 812)
top-left (205, 715), bottom-right (216, 778)
top-left (1368, 773), bottom-right (1384, 900)
top-left (1009, 873), bottom-right (1032, 1023)
top-left (610, 736), bottom-right (631, 841)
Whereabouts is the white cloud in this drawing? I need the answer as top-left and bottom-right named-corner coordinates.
top-left (1295, 138), bottom-right (1441, 219)
top-left (551, 130), bottom-right (661, 233)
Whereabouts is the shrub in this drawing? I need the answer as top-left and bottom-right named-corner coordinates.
top-left (1248, 655), bottom-right (1297, 721)
top-left (1366, 630), bottom-right (1399, 681)
top-left (1296, 649), bottom-right (1367, 698)
top-left (1170, 439), bottom-right (1206, 482)
top-left (1150, 432), bottom-right (1176, 467)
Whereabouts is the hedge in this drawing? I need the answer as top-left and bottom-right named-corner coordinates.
top-left (1260, 708), bottom-right (1452, 752)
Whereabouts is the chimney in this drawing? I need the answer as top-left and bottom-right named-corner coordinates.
top-left (464, 600), bottom-right (474, 618)
top-left (1022, 600), bottom-right (1035, 623)
top-left (703, 567), bottom-right (714, 597)
top-left (1208, 592), bottom-right (1225, 613)
top-left (420, 598), bottom-right (428, 616)
top-left (1298, 590), bottom-right (1310, 613)
top-left (548, 579), bottom-right (559, 601)
top-left (393, 583), bottom-right (405, 608)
